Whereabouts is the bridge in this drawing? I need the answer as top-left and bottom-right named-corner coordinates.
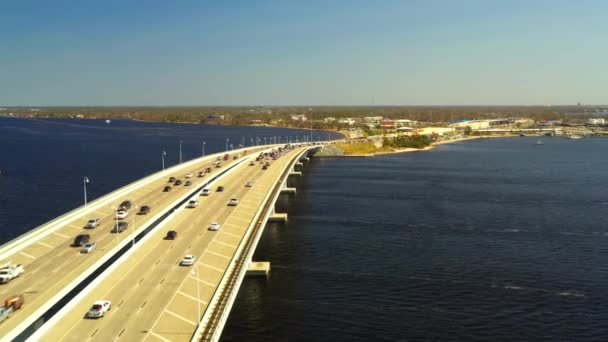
top-left (0, 143), bottom-right (322, 342)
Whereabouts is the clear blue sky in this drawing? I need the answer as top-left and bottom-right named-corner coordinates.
top-left (1, 0), bottom-right (606, 106)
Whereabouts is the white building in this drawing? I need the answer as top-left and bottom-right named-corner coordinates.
top-left (338, 118), bottom-right (357, 125)
top-left (291, 114), bottom-right (308, 122)
top-left (323, 117), bottom-right (336, 123)
top-left (588, 118), bottom-right (605, 125)
top-left (363, 116), bottom-right (383, 123)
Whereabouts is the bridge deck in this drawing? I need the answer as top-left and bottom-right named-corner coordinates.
top-left (0, 147), bottom-right (269, 339)
top-left (39, 147), bottom-right (306, 341)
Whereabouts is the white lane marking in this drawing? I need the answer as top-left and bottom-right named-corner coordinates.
top-left (221, 231), bottom-right (241, 239)
top-left (207, 250), bottom-right (230, 260)
top-left (165, 309), bottom-right (196, 326)
top-left (177, 290), bottom-right (208, 305)
top-left (188, 275), bottom-right (217, 288)
top-left (149, 331), bottom-right (172, 342)
top-left (37, 241), bottom-right (54, 249)
top-left (215, 240), bottom-right (236, 248)
top-left (201, 263), bottom-right (225, 273)
top-left (53, 232), bottom-right (69, 239)
top-left (20, 251), bottom-right (36, 259)
top-left (68, 224), bottom-right (83, 230)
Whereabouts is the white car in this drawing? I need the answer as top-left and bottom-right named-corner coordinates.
top-left (185, 172), bottom-right (193, 178)
top-left (87, 300), bottom-right (112, 318)
top-left (0, 264), bottom-right (24, 284)
top-left (208, 223), bottom-right (221, 231)
top-left (245, 181), bottom-right (253, 187)
top-left (181, 255), bottom-right (196, 266)
top-left (200, 188), bottom-right (211, 196)
top-left (84, 218), bottom-right (101, 228)
top-left (186, 200), bottom-right (199, 208)
top-left (228, 198), bottom-right (239, 206)
top-left (81, 242), bottom-right (96, 253)
top-left (115, 210), bottom-right (128, 219)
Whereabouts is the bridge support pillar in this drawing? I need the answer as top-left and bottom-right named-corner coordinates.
top-left (268, 213), bottom-right (288, 222)
top-left (247, 261), bottom-right (271, 277)
top-left (289, 169), bottom-right (303, 177)
top-left (280, 181), bottom-right (296, 195)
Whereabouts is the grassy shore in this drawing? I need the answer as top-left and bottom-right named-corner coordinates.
top-left (334, 135), bottom-right (516, 156)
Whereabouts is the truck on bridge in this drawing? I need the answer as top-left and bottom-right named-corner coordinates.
top-left (0, 295), bottom-right (24, 324)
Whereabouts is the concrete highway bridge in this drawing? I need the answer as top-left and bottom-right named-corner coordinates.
top-left (0, 143), bottom-right (322, 342)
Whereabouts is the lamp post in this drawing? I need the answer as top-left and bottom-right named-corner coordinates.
top-left (263, 137), bottom-right (267, 145)
top-left (225, 138), bottom-right (229, 151)
top-left (161, 151), bottom-right (167, 170)
top-left (179, 140), bottom-right (183, 164)
top-left (250, 138), bottom-right (253, 147)
top-left (202, 141), bottom-right (205, 157)
top-left (83, 177), bottom-right (90, 206)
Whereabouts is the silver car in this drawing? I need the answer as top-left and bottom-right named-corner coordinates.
top-left (81, 242), bottom-right (96, 253)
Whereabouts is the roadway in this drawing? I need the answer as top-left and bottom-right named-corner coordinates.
top-left (0, 147), bottom-right (267, 338)
top-left (39, 146), bottom-right (305, 341)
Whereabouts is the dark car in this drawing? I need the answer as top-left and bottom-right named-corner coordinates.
top-left (205, 167), bottom-right (212, 173)
top-left (119, 200), bottom-right (132, 210)
top-left (112, 222), bottom-right (128, 233)
top-left (174, 180), bottom-right (182, 186)
top-left (163, 186), bottom-right (172, 192)
top-left (184, 181), bottom-right (192, 186)
top-left (216, 186), bottom-right (225, 192)
top-left (262, 165), bottom-right (268, 170)
top-left (168, 177), bottom-right (176, 182)
top-left (73, 234), bottom-right (90, 247)
top-left (138, 206), bottom-right (151, 215)
top-left (197, 171), bottom-right (205, 177)
top-left (165, 230), bottom-right (178, 240)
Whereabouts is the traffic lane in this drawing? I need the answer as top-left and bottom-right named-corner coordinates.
top-left (87, 160), bottom-right (261, 341)
top-left (41, 158), bottom-right (261, 341)
top-left (145, 148), bottom-right (302, 341)
top-left (0, 154), bottom-right (251, 336)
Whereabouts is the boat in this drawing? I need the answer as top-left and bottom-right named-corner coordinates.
top-left (536, 140), bottom-right (544, 145)
top-left (105, 119), bottom-right (111, 124)
top-left (568, 135), bottom-right (582, 139)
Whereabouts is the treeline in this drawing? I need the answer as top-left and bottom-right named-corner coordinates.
top-left (383, 134), bottom-right (432, 149)
top-left (3, 105), bottom-right (595, 127)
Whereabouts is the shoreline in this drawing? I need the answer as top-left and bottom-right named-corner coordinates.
top-left (334, 135), bottom-right (518, 157)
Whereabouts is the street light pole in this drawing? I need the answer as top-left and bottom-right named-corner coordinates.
top-left (225, 138), bottom-right (229, 151)
top-left (202, 141), bottom-right (206, 157)
top-left (83, 177), bottom-right (90, 206)
top-left (162, 151), bottom-right (166, 170)
top-left (179, 140), bottom-right (183, 164)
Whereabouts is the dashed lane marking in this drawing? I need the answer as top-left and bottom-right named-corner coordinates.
top-left (19, 251), bottom-right (36, 259)
top-left (37, 241), bottom-right (54, 249)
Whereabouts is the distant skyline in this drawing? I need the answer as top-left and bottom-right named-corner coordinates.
top-left (1, 0), bottom-right (607, 106)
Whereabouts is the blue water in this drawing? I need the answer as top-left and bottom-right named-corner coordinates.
top-left (0, 117), bottom-right (339, 241)
top-left (2, 118), bottom-right (608, 340)
top-left (222, 137), bottom-right (608, 341)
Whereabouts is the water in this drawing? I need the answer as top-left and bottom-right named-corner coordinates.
top-left (222, 137), bottom-right (608, 341)
top-left (0, 117), bottom-right (338, 241)
top-left (2, 118), bottom-right (608, 340)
